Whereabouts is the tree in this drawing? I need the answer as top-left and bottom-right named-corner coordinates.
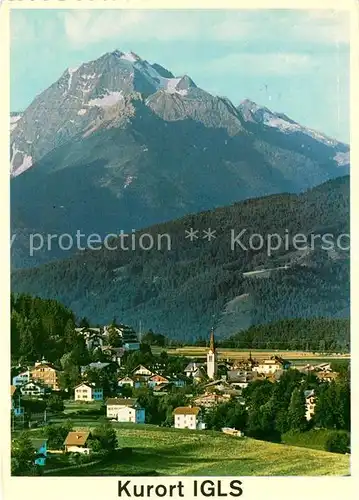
top-left (64, 319), bottom-right (77, 350)
top-left (11, 433), bottom-right (38, 476)
top-left (108, 329), bottom-right (122, 348)
top-left (325, 431), bottom-right (350, 454)
top-left (287, 388), bottom-right (307, 432)
top-left (91, 422), bottom-right (117, 454)
top-left (44, 422), bottom-right (72, 449)
top-left (46, 394), bottom-right (64, 413)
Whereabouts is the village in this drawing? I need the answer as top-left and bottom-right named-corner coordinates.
top-left (10, 321), bottom-right (347, 473)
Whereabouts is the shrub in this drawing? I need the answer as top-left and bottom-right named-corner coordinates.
top-left (325, 431), bottom-right (350, 454)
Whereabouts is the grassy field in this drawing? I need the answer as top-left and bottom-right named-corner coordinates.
top-left (63, 400), bottom-right (103, 414)
top-left (153, 346), bottom-right (350, 364)
top-left (46, 423), bottom-right (350, 477)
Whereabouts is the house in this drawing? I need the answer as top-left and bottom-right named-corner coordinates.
top-left (76, 327), bottom-right (104, 350)
top-left (117, 376), bottom-right (135, 388)
top-left (106, 397), bottom-right (138, 418)
top-left (227, 370), bottom-right (256, 389)
top-left (12, 369), bottom-right (31, 387)
top-left (232, 356), bottom-right (258, 371)
top-left (304, 390), bottom-right (316, 421)
top-left (253, 356), bottom-right (290, 375)
top-left (184, 362), bottom-right (204, 378)
top-left (221, 427), bottom-right (244, 437)
top-left (314, 363), bottom-right (332, 372)
top-left (173, 406), bottom-right (206, 430)
top-left (30, 438), bottom-right (48, 466)
top-left (64, 431), bottom-right (92, 454)
top-left (104, 324), bottom-right (140, 351)
top-left (20, 381), bottom-right (46, 397)
top-left (194, 393), bottom-right (231, 408)
top-left (74, 382), bottom-right (103, 402)
top-left (30, 360), bottom-right (60, 391)
top-left (117, 405), bottom-right (145, 424)
top-left (148, 374), bottom-right (170, 388)
top-left (316, 371), bottom-right (338, 383)
top-left (132, 365), bottom-right (153, 377)
top-left (102, 346), bottom-right (125, 365)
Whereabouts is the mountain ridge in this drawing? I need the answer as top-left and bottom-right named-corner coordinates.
top-left (10, 50), bottom-right (350, 269)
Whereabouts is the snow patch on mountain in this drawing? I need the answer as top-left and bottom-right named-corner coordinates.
top-left (121, 52), bottom-right (140, 63)
top-left (140, 62), bottom-right (190, 96)
top-left (67, 67), bottom-right (79, 91)
top-left (123, 175), bottom-right (135, 188)
top-left (334, 151), bottom-right (350, 166)
top-left (10, 115), bottom-right (22, 131)
top-left (81, 73), bottom-right (99, 80)
top-left (11, 143), bottom-right (33, 176)
top-left (88, 91), bottom-right (124, 108)
top-left (77, 109), bottom-right (87, 116)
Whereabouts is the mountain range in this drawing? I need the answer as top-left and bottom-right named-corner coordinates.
top-left (11, 50), bottom-right (349, 269)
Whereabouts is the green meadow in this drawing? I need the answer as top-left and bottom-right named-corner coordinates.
top-left (45, 423), bottom-right (350, 477)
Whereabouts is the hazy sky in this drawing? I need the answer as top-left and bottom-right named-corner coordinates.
top-left (11, 9), bottom-right (350, 142)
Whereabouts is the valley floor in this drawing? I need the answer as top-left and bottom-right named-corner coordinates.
top-left (44, 423), bottom-right (350, 477)
top-left (154, 346), bottom-right (350, 364)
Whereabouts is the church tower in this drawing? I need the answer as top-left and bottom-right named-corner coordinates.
top-left (207, 328), bottom-right (218, 379)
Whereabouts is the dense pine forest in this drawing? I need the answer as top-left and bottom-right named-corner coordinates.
top-left (222, 318), bottom-right (349, 352)
top-left (11, 176), bottom-right (349, 340)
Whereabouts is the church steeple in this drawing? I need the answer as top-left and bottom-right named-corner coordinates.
top-left (209, 327), bottom-right (216, 353)
top-left (207, 327), bottom-right (218, 379)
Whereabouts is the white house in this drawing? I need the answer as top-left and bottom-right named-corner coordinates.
top-left (12, 369), bottom-right (31, 387)
top-left (64, 431), bottom-right (92, 454)
top-left (20, 381), bottom-right (46, 397)
top-left (117, 405), bottom-right (145, 424)
top-left (117, 376), bottom-right (135, 388)
top-left (173, 406), bottom-right (206, 430)
top-left (253, 356), bottom-right (289, 374)
top-left (106, 397), bottom-right (138, 418)
top-left (304, 390), bottom-right (316, 421)
top-left (132, 365), bottom-right (153, 377)
top-left (74, 383), bottom-right (103, 402)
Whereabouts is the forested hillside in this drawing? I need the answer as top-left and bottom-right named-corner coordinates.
top-left (11, 176), bottom-right (349, 340)
top-left (222, 318), bottom-right (350, 352)
top-left (11, 293), bottom-right (76, 364)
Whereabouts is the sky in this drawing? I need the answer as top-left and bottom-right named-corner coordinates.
top-left (10, 9), bottom-right (350, 142)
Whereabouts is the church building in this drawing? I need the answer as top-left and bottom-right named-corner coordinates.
top-left (206, 328), bottom-right (218, 379)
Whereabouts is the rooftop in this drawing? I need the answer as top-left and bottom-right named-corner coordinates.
top-left (64, 431), bottom-right (91, 447)
top-left (106, 397), bottom-right (138, 406)
top-left (173, 406), bottom-right (200, 416)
